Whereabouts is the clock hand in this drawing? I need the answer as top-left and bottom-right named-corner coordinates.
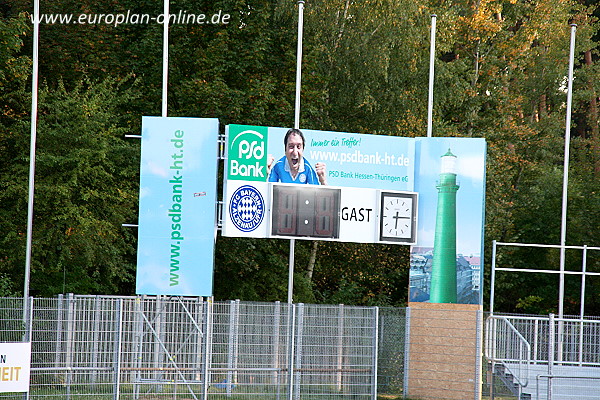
top-left (393, 211), bottom-right (400, 229)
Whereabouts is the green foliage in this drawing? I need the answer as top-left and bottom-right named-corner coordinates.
top-left (0, 0), bottom-right (599, 312)
top-left (214, 236), bottom-right (291, 302)
top-left (0, 75), bottom-right (140, 296)
top-left (516, 295), bottom-right (546, 314)
top-left (312, 242), bottom-right (410, 306)
top-left (31, 77), bottom-right (140, 295)
top-left (0, 273), bottom-right (17, 297)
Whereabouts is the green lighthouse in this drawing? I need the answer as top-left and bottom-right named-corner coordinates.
top-left (430, 149), bottom-right (460, 303)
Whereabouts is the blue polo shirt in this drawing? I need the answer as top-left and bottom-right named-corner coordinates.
top-left (268, 156), bottom-right (320, 184)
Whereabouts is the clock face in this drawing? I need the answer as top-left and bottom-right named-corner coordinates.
top-left (379, 192), bottom-right (416, 243)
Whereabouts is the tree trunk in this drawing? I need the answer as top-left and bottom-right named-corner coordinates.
top-left (585, 50), bottom-right (600, 176)
top-left (306, 241), bottom-right (318, 281)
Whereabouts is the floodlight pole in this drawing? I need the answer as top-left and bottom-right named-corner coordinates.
top-left (427, 14), bottom-right (437, 138)
top-left (558, 24), bottom-right (576, 319)
top-left (162, 0), bottom-right (170, 117)
top-left (288, 0), bottom-right (305, 305)
top-left (294, 1), bottom-right (305, 131)
top-left (23, 0), bottom-right (40, 327)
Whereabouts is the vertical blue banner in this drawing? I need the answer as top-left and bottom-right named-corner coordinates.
top-left (410, 137), bottom-right (487, 305)
top-left (136, 117), bottom-right (219, 296)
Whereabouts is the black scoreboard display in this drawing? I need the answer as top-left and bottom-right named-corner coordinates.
top-left (271, 184), bottom-right (341, 239)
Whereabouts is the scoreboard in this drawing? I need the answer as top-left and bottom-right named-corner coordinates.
top-left (222, 124), bottom-right (419, 245)
top-left (271, 185), bottom-right (341, 239)
top-left (223, 181), bottom-right (418, 245)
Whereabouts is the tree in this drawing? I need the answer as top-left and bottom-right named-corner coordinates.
top-left (1, 0), bottom-right (599, 312)
top-left (0, 76), bottom-right (141, 296)
top-left (0, 12), bottom-right (31, 297)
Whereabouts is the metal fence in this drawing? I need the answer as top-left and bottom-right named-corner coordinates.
top-left (484, 313), bottom-right (600, 400)
top-left (9, 295), bottom-right (600, 400)
top-left (0, 296), bottom-right (401, 400)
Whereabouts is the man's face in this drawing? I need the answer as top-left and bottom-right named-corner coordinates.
top-left (285, 133), bottom-right (304, 174)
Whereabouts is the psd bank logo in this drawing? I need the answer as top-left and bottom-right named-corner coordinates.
top-left (227, 125), bottom-right (268, 182)
top-left (229, 185), bottom-right (265, 232)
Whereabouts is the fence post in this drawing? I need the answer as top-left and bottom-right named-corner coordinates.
top-left (112, 298), bottom-right (123, 400)
top-left (226, 299), bottom-right (240, 396)
top-left (27, 296), bottom-right (34, 344)
top-left (534, 318), bottom-right (539, 364)
top-left (490, 317), bottom-right (495, 400)
top-left (372, 306), bottom-right (379, 400)
top-left (336, 304), bottom-right (344, 392)
top-left (202, 298), bottom-right (214, 400)
top-left (489, 315), bottom-right (498, 399)
top-left (273, 301), bottom-right (281, 386)
top-left (293, 304), bottom-right (304, 400)
top-left (92, 296), bottom-right (101, 385)
top-left (133, 296), bottom-right (144, 400)
top-left (153, 295), bottom-right (163, 385)
top-left (26, 296), bottom-right (33, 400)
top-left (548, 313), bottom-right (555, 400)
top-left (55, 294), bottom-right (64, 372)
top-left (579, 246), bottom-right (587, 366)
top-left (403, 306), bottom-right (411, 397)
top-left (287, 303), bottom-right (296, 400)
top-left (194, 297), bottom-right (204, 382)
top-left (65, 293), bottom-right (75, 400)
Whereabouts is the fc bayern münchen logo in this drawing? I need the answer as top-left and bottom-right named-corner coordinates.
top-left (230, 185), bottom-right (265, 232)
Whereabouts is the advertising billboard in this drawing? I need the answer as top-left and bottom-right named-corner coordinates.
top-left (222, 125), bottom-right (487, 304)
top-left (222, 125), bottom-right (419, 244)
top-left (409, 138), bottom-right (487, 305)
top-left (226, 125), bottom-right (415, 190)
top-left (136, 117), bottom-right (219, 296)
top-left (132, 119), bottom-right (486, 304)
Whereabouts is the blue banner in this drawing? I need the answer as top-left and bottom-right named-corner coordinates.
top-left (410, 137), bottom-right (487, 305)
top-left (136, 117), bottom-right (219, 296)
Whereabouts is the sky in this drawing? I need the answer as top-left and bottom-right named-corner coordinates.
top-left (413, 137), bottom-right (487, 257)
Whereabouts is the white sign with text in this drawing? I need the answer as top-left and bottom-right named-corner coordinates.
top-left (0, 342), bottom-right (31, 393)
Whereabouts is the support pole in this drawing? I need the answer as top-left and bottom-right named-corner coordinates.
top-left (427, 15), bottom-right (437, 138)
top-left (162, 0), bottom-right (170, 117)
top-left (24, 0), bottom-right (40, 324)
top-left (490, 240), bottom-right (497, 315)
top-left (580, 245), bottom-right (587, 318)
top-left (288, 0), bottom-right (305, 305)
top-left (558, 24), bottom-right (577, 319)
top-left (294, 1), bottom-right (305, 131)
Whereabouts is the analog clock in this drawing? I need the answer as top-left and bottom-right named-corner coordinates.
top-left (379, 192), bottom-right (417, 243)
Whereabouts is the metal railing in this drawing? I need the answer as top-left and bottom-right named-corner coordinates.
top-left (485, 313), bottom-right (600, 400)
top-left (536, 375), bottom-right (600, 400)
top-left (485, 315), bottom-right (531, 388)
top-left (490, 313), bottom-right (600, 367)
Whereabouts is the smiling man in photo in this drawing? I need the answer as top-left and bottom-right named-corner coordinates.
top-left (267, 128), bottom-right (327, 185)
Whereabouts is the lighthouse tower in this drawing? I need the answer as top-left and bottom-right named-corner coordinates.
top-left (430, 149), bottom-right (460, 303)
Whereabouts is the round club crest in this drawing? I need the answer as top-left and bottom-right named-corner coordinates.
top-left (229, 185), bottom-right (265, 232)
